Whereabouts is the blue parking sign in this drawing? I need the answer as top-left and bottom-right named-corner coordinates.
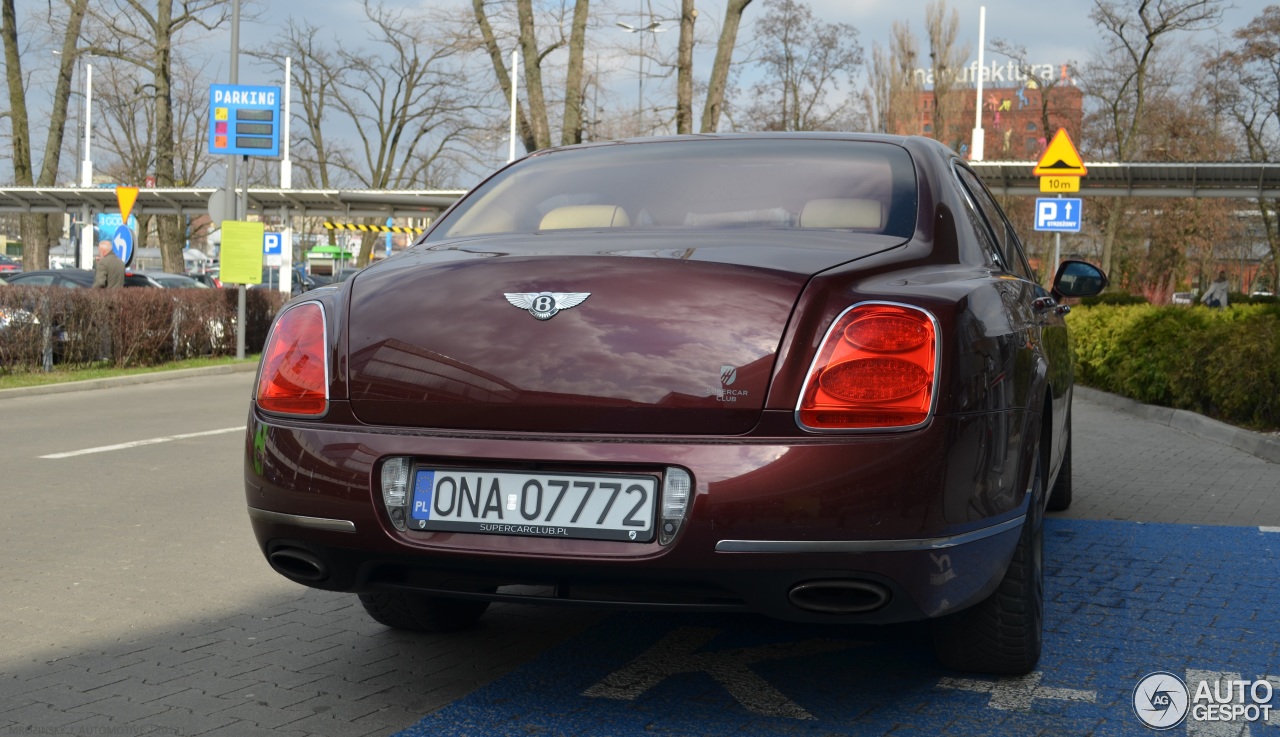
top-left (1034, 198), bottom-right (1083, 232)
top-left (263, 232), bottom-right (282, 256)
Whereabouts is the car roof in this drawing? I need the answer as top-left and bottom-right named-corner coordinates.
top-left (8, 269), bottom-right (93, 280)
top-left (528, 131), bottom-right (949, 158)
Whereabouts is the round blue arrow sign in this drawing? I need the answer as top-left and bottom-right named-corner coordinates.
top-left (112, 225), bottom-right (135, 267)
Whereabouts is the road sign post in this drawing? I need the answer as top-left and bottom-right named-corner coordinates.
top-left (1033, 129), bottom-right (1087, 275)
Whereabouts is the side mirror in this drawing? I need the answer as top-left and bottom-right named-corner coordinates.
top-left (1053, 260), bottom-right (1108, 298)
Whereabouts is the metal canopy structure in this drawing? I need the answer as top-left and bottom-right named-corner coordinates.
top-left (3, 163), bottom-right (1279, 217)
top-left (0, 187), bottom-right (467, 218)
top-left (971, 162), bottom-right (1280, 199)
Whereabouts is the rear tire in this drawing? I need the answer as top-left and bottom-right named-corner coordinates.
top-left (358, 591), bottom-right (490, 632)
top-left (1047, 424), bottom-right (1073, 512)
top-left (931, 457), bottom-right (1044, 674)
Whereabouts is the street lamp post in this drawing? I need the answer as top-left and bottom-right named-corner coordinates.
top-left (616, 17), bottom-right (666, 133)
top-left (53, 51), bottom-right (95, 267)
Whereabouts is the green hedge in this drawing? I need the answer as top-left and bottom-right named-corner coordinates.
top-left (1080, 292), bottom-right (1150, 307)
top-left (0, 286), bottom-right (286, 372)
top-left (1067, 303), bottom-right (1280, 431)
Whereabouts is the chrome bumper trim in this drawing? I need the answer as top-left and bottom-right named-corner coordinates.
top-left (247, 507), bottom-right (357, 533)
top-left (714, 515), bottom-right (1025, 553)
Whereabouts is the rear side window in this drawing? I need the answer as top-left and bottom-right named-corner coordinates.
top-left (430, 139), bottom-right (919, 241)
top-left (954, 165), bottom-right (1036, 281)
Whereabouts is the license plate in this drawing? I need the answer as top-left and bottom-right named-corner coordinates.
top-left (409, 468), bottom-right (657, 542)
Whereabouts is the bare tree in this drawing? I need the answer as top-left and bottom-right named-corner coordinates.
top-left (256, 1), bottom-right (487, 266)
top-left (867, 21), bottom-right (920, 135)
top-left (925, 0), bottom-right (969, 150)
top-left (83, 0), bottom-right (230, 272)
top-left (675, 0), bottom-right (696, 134)
top-left (1131, 88), bottom-right (1240, 301)
top-left (250, 20), bottom-right (346, 192)
top-left (560, 0), bottom-right (591, 144)
top-left (1210, 6), bottom-right (1280, 294)
top-left (2, 0), bottom-right (89, 270)
top-left (95, 61), bottom-right (157, 186)
top-left (738, 0), bottom-right (864, 131)
top-left (171, 58), bottom-right (219, 188)
top-left (699, 0), bottom-right (753, 133)
top-left (990, 40), bottom-right (1076, 152)
top-left (1083, 0), bottom-right (1226, 278)
top-left (470, 0), bottom-right (591, 152)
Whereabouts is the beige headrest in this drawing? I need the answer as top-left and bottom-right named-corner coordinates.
top-left (798, 199), bottom-right (885, 230)
top-left (539, 205), bottom-right (631, 230)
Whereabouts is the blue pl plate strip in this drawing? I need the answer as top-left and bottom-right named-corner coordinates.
top-left (393, 519), bottom-right (1280, 736)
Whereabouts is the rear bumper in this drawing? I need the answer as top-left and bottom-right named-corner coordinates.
top-left (245, 403), bottom-right (1036, 624)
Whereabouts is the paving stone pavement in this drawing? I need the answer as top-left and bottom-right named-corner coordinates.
top-left (1, 592), bottom-right (603, 737)
top-left (1, 388), bottom-right (1275, 737)
top-left (1063, 392), bottom-right (1280, 526)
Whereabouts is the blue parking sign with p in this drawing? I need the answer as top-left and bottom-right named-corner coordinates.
top-left (263, 232), bottom-right (282, 256)
top-left (1034, 198), bottom-right (1083, 232)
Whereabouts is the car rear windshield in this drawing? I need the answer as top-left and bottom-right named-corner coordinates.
top-left (428, 139), bottom-right (918, 241)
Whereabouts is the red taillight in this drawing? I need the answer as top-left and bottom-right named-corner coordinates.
top-left (798, 304), bottom-right (937, 431)
top-left (256, 302), bottom-right (328, 416)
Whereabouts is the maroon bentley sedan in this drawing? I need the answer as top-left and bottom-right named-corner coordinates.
top-left (244, 134), bottom-right (1106, 674)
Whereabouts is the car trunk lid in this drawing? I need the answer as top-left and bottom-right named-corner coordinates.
top-left (346, 231), bottom-right (904, 434)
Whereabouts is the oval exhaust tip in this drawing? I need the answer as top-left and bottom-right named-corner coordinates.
top-left (789, 580), bottom-right (890, 614)
top-left (268, 548), bottom-right (328, 583)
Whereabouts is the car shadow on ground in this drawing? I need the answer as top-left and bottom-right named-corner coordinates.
top-left (4, 519), bottom-right (1277, 737)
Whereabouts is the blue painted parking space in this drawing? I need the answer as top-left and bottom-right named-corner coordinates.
top-left (394, 519), bottom-right (1280, 736)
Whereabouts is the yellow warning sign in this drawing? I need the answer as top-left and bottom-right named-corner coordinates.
top-left (1033, 129), bottom-right (1087, 177)
top-left (116, 186), bottom-right (139, 223)
top-left (1040, 176), bottom-right (1080, 193)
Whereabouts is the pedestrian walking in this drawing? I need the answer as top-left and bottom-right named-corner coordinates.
top-left (1201, 270), bottom-right (1230, 309)
top-left (93, 239), bottom-right (125, 288)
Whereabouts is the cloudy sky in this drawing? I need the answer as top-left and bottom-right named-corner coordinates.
top-left (5, 0), bottom-right (1272, 186)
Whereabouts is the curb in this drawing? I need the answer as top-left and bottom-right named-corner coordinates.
top-left (1075, 386), bottom-right (1280, 465)
top-left (0, 361), bottom-right (260, 401)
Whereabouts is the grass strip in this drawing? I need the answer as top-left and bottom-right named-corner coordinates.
top-left (0, 355), bottom-right (259, 390)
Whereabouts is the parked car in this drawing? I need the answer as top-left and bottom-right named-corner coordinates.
top-left (3, 269), bottom-right (168, 289)
top-left (330, 267), bottom-right (362, 283)
top-left (187, 272), bottom-right (223, 289)
top-left (0, 254), bottom-right (21, 273)
top-left (252, 268), bottom-right (320, 296)
top-left (245, 134), bottom-right (1107, 675)
top-left (130, 271), bottom-right (208, 289)
top-left (3, 269), bottom-right (97, 288)
top-left (0, 275), bottom-right (38, 337)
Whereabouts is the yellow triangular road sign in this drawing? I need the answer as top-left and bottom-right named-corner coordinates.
top-left (1033, 129), bottom-right (1087, 177)
top-left (116, 186), bottom-right (140, 223)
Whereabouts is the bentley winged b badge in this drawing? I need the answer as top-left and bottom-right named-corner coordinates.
top-left (504, 292), bottom-right (591, 320)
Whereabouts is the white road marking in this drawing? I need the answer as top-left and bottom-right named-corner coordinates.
top-left (39, 427), bottom-right (243, 459)
top-left (1260, 527), bottom-right (1280, 533)
top-left (1185, 670), bottom-right (1247, 737)
top-left (937, 672), bottom-right (1096, 711)
top-left (582, 626), bottom-right (861, 720)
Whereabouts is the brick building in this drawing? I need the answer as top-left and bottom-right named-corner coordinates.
top-left (908, 83), bottom-right (1084, 161)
